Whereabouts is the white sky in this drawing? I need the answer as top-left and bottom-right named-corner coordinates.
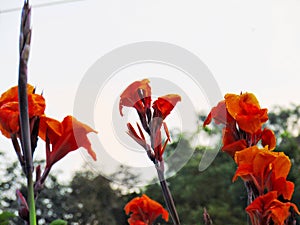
top-left (1, 0), bottom-right (300, 183)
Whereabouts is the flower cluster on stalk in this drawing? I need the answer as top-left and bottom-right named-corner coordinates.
top-left (0, 84), bottom-right (97, 221)
top-left (204, 92), bottom-right (299, 225)
top-left (119, 79), bottom-right (181, 163)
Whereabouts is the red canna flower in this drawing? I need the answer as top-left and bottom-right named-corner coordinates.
top-left (119, 79), bottom-right (151, 117)
top-left (246, 191), bottom-right (299, 225)
top-left (152, 94), bottom-right (181, 120)
top-left (0, 84), bottom-right (45, 138)
top-left (39, 115), bottom-right (97, 168)
top-left (124, 194), bottom-right (169, 225)
top-left (120, 80), bottom-right (181, 162)
top-left (151, 95), bottom-right (181, 161)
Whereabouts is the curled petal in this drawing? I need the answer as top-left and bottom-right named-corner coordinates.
top-left (152, 94), bottom-right (181, 120)
top-left (271, 177), bottom-right (294, 200)
top-left (261, 128), bottom-right (276, 151)
top-left (119, 79), bottom-right (151, 116)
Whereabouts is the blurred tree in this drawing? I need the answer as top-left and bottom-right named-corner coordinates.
top-left (1, 105), bottom-right (300, 224)
top-left (65, 170), bottom-right (128, 225)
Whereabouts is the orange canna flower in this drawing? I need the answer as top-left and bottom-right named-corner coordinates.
top-left (246, 191), bottom-right (299, 225)
top-left (225, 93), bottom-right (268, 134)
top-left (39, 115), bottom-right (97, 168)
top-left (119, 79), bottom-right (151, 117)
top-left (233, 146), bottom-right (292, 198)
top-left (203, 94), bottom-right (271, 158)
top-left (0, 85), bottom-right (45, 138)
top-left (124, 194), bottom-right (169, 225)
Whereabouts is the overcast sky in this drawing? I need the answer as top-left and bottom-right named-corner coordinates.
top-left (1, 0), bottom-right (300, 183)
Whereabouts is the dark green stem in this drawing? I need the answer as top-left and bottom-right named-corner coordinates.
top-left (156, 161), bottom-right (181, 225)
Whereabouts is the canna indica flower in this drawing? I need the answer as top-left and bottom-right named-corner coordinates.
top-left (151, 94), bottom-right (181, 161)
top-left (39, 115), bottom-right (97, 168)
top-left (233, 146), bottom-right (294, 199)
top-left (0, 85), bottom-right (45, 138)
top-left (120, 79), bottom-right (181, 162)
top-left (152, 94), bottom-right (181, 120)
top-left (225, 93), bottom-right (268, 134)
top-left (124, 194), bottom-right (169, 225)
top-left (119, 79), bottom-right (151, 117)
top-left (204, 92), bottom-right (276, 157)
top-left (246, 191), bottom-right (299, 225)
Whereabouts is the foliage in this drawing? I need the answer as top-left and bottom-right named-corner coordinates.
top-left (0, 105), bottom-right (300, 224)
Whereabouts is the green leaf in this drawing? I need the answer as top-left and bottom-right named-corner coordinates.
top-left (0, 211), bottom-right (15, 224)
top-left (49, 219), bottom-right (68, 225)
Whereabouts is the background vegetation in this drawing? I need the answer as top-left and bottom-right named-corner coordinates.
top-left (1, 105), bottom-right (299, 225)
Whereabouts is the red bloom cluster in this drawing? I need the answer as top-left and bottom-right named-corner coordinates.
top-left (204, 92), bottom-right (299, 225)
top-left (119, 79), bottom-right (181, 162)
top-left (124, 194), bottom-right (169, 225)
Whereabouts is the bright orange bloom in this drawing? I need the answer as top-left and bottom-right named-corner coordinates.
top-left (0, 85), bottom-right (45, 138)
top-left (246, 191), bottom-right (299, 225)
top-left (233, 146), bottom-right (293, 198)
top-left (204, 92), bottom-right (277, 159)
top-left (39, 115), bottom-right (97, 168)
top-left (124, 194), bottom-right (169, 225)
top-left (225, 93), bottom-right (268, 134)
top-left (119, 79), bottom-right (151, 116)
top-left (152, 94), bottom-right (181, 120)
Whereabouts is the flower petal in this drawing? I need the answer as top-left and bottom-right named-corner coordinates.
top-left (261, 128), bottom-right (276, 150)
top-left (152, 94), bottom-right (181, 120)
top-left (119, 79), bottom-right (151, 116)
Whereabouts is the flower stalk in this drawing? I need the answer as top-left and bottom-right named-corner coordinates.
top-left (156, 161), bottom-right (181, 225)
top-left (18, 1), bottom-right (36, 224)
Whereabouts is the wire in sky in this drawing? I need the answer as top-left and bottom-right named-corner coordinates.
top-left (0, 0), bottom-right (86, 14)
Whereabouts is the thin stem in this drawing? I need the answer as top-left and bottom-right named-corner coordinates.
top-left (27, 172), bottom-right (36, 224)
top-left (18, 2), bottom-right (36, 224)
top-left (156, 161), bottom-right (181, 225)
